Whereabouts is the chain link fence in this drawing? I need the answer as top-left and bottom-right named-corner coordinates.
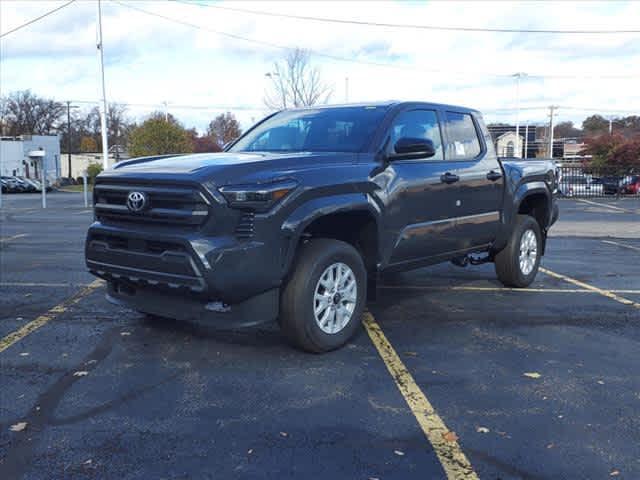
top-left (557, 166), bottom-right (639, 198)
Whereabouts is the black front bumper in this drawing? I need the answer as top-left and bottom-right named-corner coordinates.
top-left (106, 282), bottom-right (278, 327)
top-left (86, 224), bottom-right (282, 326)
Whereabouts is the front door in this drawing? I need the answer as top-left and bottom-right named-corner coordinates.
top-left (382, 109), bottom-right (462, 265)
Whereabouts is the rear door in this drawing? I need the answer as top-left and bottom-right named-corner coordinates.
top-left (440, 111), bottom-right (503, 251)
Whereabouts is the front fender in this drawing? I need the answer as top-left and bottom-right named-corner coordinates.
top-left (280, 193), bottom-right (381, 273)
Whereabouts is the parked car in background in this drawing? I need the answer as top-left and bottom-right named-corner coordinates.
top-left (0, 176), bottom-right (51, 193)
top-left (20, 177), bottom-right (51, 192)
top-left (558, 175), bottom-right (604, 197)
top-left (14, 177), bottom-right (37, 193)
top-left (1, 176), bottom-right (26, 193)
top-left (600, 175), bottom-right (622, 195)
top-left (622, 175), bottom-right (640, 194)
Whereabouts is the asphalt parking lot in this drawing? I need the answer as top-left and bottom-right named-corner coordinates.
top-left (1, 192), bottom-right (639, 480)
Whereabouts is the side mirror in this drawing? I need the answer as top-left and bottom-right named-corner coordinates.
top-left (391, 137), bottom-right (436, 159)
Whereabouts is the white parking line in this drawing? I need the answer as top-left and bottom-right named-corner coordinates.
top-left (0, 233), bottom-right (28, 244)
top-left (573, 198), bottom-right (631, 212)
top-left (602, 239), bottom-right (640, 253)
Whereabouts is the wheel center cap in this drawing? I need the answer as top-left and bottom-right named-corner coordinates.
top-left (333, 293), bottom-right (342, 304)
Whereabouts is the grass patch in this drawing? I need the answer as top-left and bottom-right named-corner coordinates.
top-left (59, 184), bottom-right (94, 193)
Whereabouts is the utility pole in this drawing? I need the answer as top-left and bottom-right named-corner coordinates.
top-left (162, 101), bottom-right (169, 122)
top-left (513, 72), bottom-right (527, 157)
top-left (345, 77), bottom-right (349, 103)
top-left (66, 101), bottom-right (78, 178)
top-left (548, 106), bottom-right (558, 158)
top-left (96, 0), bottom-right (109, 170)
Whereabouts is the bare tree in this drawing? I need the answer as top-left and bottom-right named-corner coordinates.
top-left (0, 90), bottom-right (65, 136)
top-left (264, 48), bottom-right (332, 110)
top-left (207, 112), bottom-right (242, 147)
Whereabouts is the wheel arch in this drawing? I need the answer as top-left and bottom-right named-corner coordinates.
top-left (281, 193), bottom-right (381, 281)
top-left (513, 184), bottom-right (552, 255)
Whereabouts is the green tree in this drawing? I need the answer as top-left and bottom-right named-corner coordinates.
top-left (581, 133), bottom-right (640, 172)
top-left (128, 113), bottom-right (193, 157)
top-left (86, 162), bottom-right (103, 183)
top-left (582, 115), bottom-right (610, 136)
top-left (553, 121), bottom-right (582, 140)
top-left (80, 136), bottom-right (97, 152)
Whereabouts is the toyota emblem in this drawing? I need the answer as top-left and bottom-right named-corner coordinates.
top-left (126, 191), bottom-right (148, 212)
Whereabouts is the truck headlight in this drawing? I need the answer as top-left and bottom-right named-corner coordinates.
top-left (218, 179), bottom-right (297, 211)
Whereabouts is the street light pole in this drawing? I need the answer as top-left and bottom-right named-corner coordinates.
top-left (513, 72), bottom-right (527, 157)
top-left (548, 105), bottom-right (558, 158)
top-left (96, 0), bottom-right (109, 170)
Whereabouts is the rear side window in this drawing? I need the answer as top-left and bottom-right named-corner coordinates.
top-left (389, 109), bottom-right (444, 160)
top-left (444, 112), bottom-right (482, 160)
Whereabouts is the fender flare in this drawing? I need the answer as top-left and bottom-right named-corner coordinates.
top-left (493, 182), bottom-right (552, 253)
top-left (280, 193), bottom-right (381, 274)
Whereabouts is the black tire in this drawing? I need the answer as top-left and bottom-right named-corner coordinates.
top-left (494, 214), bottom-right (542, 288)
top-left (279, 238), bottom-right (367, 353)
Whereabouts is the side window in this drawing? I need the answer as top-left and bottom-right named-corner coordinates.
top-left (444, 111), bottom-right (482, 160)
top-left (390, 110), bottom-right (443, 160)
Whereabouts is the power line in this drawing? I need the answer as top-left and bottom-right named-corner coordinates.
top-left (174, 0), bottom-right (640, 35)
top-left (111, 1), bottom-right (640, 80)
top-left (70, 99), bottom-right (266, 111)
top-left (0, 0), bottom-right (77, 39)
top-left (111, 0), bottom-right (497, 78)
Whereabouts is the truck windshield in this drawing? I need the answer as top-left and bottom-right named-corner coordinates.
top-left (228, 106), bottom-right (387, 153)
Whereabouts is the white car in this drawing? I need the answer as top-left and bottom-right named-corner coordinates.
top-left (558, 175), bottom-right (604, 197)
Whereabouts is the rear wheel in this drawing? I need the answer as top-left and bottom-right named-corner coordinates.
top-left (494, 214), bottom-right (542, 288)
top-left (279, 238), bottom-right (366, 353)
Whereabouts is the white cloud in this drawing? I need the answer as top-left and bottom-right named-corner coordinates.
top-left (1, 0), bottom-right (639, 132)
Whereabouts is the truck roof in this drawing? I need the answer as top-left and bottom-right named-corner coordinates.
top-left (284, 100), bottom-right (480, 114)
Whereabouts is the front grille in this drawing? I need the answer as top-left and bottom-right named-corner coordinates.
top-left (87, 232), bottom-right (204, 292)
top-left (94, 182), bottom-right (210, 228)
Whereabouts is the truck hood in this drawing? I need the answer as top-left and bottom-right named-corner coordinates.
top-left (101, 151), bottom-right (357, 185)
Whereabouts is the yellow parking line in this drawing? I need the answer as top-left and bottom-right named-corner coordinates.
top-left (363, 312), bottom-right (478, 480)
top-left (0, 233), bottom-right (28, 244)
top-left (0, 279), bottom-right (103, 354)
top-left (540, 267), bottom-right (640, 309)
top-left (602, 239), bottom-right (640, 253)
top-left (381, 285), bottom-right (591, 293)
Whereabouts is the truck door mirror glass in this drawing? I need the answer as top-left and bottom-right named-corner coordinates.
top-left (392, 137), bottom-right (436, 159)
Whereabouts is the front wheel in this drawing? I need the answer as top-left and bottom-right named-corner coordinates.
top-left (494, 215), bottom-right (542, 288)
top-left (279, 238), bottom-right (367, 353)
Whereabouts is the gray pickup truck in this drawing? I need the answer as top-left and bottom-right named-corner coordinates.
top-left (86, 101), bottom-right (558, 352)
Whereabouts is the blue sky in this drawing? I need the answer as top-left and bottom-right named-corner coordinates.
top-left (1, 0), bottom-right (639, 132)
